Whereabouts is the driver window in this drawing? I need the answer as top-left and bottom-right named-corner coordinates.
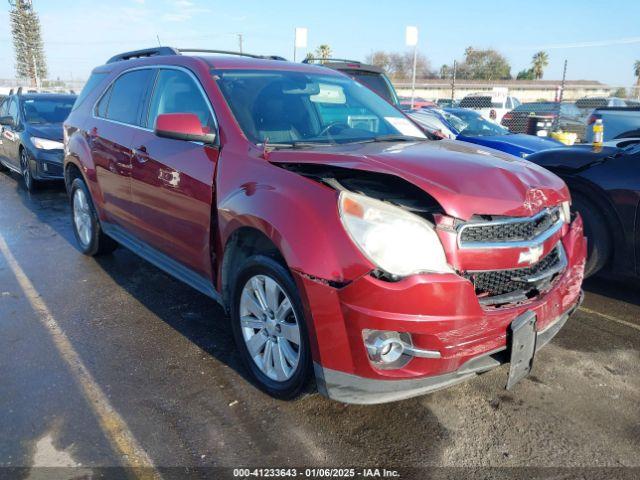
top-left (147, 69), bottom-right (214, 132)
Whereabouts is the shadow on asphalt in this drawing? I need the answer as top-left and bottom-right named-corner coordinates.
top-left (583, 275), bottom-right (640, 307)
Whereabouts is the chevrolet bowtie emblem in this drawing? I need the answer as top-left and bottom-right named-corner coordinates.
top-left (519, 244), bottom-right (544, 265)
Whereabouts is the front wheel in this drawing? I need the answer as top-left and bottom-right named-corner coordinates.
top-left (230, 255), bottom-right (312, 399)
top-left (70, 177), bottom-right (118, 256)
top-left (20, 149), bottom-right (38, 192)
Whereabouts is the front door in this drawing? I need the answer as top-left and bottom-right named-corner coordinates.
top-left (130, 68), bottom-right (218, 278)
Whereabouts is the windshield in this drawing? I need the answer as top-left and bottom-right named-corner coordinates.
top-left (213, 69), bottom-right (425, 146)
top-left (443, 109), bottom-right (510, 136)
top-left (21, 97), bottom-right (75, 124)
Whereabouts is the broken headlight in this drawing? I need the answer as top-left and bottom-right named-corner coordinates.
top-left (338, 191), bottom-right (453, 277)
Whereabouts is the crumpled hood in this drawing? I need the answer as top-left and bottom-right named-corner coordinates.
top-left (27, 123), bottom-right (63, 142)
top-left (269, 139), bottom-right (569, 220)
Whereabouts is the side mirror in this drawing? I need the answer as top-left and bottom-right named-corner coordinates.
top-left (154, 113), bottom-right (216, 144)
top-left (0, 116), bottom-right (14, 127)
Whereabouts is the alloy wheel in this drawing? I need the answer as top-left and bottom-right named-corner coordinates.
top-left (20, 151), bottom-right (32, 190)
top-left (73, 188), bottom-right (93, 247)
top-left (239, 274), bottom-right (301, 382)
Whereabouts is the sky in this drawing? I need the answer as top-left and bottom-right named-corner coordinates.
top-left (0, 0), bottom-right (639, 86)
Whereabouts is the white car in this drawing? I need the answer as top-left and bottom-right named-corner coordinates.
top-left (459, 92), bottom-right (521, 123)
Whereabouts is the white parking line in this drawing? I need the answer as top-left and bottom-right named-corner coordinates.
top-left (0, 234), bottom-right (161, 479)
top-left (579, 306), bottom-right (640, 333)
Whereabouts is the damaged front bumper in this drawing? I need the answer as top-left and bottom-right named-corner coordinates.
top-left (313, 292), bottom-right (582, 404)
top-left (294, 215), bottom-right (586, 404)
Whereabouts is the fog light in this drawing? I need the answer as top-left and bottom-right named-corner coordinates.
top-left (363, 330), bottom-right (412, 370)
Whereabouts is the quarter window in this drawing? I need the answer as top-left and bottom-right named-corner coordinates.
top-left (146, 69), bottom-right (213, 131)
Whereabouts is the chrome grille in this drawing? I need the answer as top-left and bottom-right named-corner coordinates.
top-left (463, 244), bottom-right (567, 306)
top-left (458, 208), bottom-right (562, 248)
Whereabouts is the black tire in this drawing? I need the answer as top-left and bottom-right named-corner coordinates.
top-left (69, 177), bottom-right (118, 256)
top-left (572, 193), bottom-right (610, 278)
top-left (230, 254), bottom-right (312, 400)
top-left (20, 149), bottom-right (38, 192)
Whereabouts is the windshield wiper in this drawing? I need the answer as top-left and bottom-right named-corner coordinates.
top-left (372, 134), bottom-right (428, 143)
top-left (260, 141), bottom-right (336, 150)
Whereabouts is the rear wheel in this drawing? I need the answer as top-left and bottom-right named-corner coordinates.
top-left (70, 177), bottom-right (118, 256)
top-left (20, 149), bottom-right (38, 192)
top-left (230, 255), bottom-right (311, 399)
top-left (572, 193), bottom-right (610, 278)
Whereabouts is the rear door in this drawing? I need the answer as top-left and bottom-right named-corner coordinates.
top-left (89, 68), bottom-right (155, 228)
top-left (129, 67), bottom-right (218, 278)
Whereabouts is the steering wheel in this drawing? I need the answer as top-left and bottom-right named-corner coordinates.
top-left (318, 121), bottom-right (351, 137)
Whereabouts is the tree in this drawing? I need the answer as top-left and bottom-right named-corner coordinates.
top-left (611, 87), bottom-right (628, 98)
top-left (516, 68), bottom-right (535, 80)
top-left (304, 52), bottom-right (315, 62)
top-left (531, 51), bottom-right (549, 80)
top-left (9, 0), bottom-right (47, 86)
top-left (366, 50), bottom-right (436, 80)
top-left (455, 47), bottom-right (512, 80)
top-left (315, 44), bottom-right (332, 63)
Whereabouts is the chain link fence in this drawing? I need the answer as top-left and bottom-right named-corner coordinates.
top-left (395, 78), bottom-right (640, 144)
top-left (0, 78), bottom-right (85, 95)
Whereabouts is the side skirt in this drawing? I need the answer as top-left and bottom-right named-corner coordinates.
top-left (101, 222), bottom-right (224, 306)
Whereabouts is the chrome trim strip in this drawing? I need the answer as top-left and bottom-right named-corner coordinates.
top-left (403, 343), bottom-right (441, 359)
top-left (465, 242), bottom-right (565, 275)
top-left (457, 207), bottom-right (563, 250)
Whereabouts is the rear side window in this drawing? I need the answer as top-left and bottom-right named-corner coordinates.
top-left (72, 72), bottom-right (107, 111)
top-left (96, 69), bottom-right (154, 125)
top-left (146, 69), bottom-right (214, 131)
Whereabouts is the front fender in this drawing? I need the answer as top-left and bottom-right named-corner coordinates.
top-left (216, 155), bottom-right (372, 284)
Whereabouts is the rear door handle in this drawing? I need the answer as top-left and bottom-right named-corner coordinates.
top-left (132, 145), bottom-right (149, 163)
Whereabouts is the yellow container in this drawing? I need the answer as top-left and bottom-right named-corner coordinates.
top-left (550, 131), bottom-right (577, 146)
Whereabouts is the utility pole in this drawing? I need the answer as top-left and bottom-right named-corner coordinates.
top-left (405, 26), bottom-right (419, 109)
top-left (237, 33), bottom-right (243, 54)
top-left (451, 60), bottom-right (457, 102)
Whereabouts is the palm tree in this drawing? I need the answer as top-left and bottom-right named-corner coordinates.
top-left (531, 51), bottom-right (549, 80)
top-left (315, 44), bottom-right (332, 63)
top-left (634, 60), bottom-right (640, 99)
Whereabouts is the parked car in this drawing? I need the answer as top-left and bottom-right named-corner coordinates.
top-left (436, 98), bottom-right (460, 108)
top-left (410, 107), bottom-right (563, 157)
top-left (303, 57), bottom-right (399, 107)
top-left (501, 102), bottom-right (586, 141)
top-left (0, 92), bottom-right (76, 191)
top-left (584, 107), bottom-right (640, 142)
top-left (64, 47), bottom-right (585, 404)
top-left (526, 139), bottom-right (640, 278)
top-left (459, 93), bottom-right (521, 122)
top-left (398, 97), bottom-right (437, 110)
top-left (575, 96), bottom-right (627, 119)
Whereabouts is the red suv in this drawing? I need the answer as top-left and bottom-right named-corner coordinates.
top-left (64, 48), bottom-right (586, 404)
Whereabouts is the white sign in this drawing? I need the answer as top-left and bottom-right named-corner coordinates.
top-left (405, 26), bottom-right (418, 47)
top-left (295, 27), bottom-right (308, 48)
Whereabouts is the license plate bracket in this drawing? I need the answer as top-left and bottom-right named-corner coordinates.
top-left (506, 311), bottom-right (537, 390)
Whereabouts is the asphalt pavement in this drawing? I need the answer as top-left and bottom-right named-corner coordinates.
top-left (0, 171), bottom-right (638, 480)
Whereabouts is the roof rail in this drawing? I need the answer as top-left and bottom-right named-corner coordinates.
top-left (106, 47), bottom-right (288, 64)
top-left (106, 46), bottom-right (180, 64)
top-left (302, 57), bottom-right (362, 65)
top-left (178, 48), bottom-right (286, 61)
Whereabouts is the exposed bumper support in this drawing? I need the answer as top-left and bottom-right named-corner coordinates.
top-left (314, 291), bottom-right (583, 404)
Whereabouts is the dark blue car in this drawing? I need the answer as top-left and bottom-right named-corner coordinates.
top-left (409, 107), bottom-right (562, 158)
top-left (0, 93), bottom-right (76, 191)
